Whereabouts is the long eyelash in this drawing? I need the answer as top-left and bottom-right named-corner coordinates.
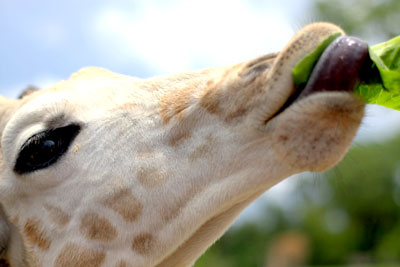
top-left (22, 131), bottom-right (49, 149)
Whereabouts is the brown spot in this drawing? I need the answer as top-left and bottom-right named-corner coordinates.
top-left (189, 137), bottom-right (214, 162)
top-left (137, 167), bottom-right (167, 188)
top-left (200, 64), bottom-right (241, 115)
top-left (189, 144), bottom-right (209, 162)
top-left (278, 135), bottom-right (289, 142)
top-left (159, 85), bottom-right (194, 125)
top-left (44, 204), bottom-right (71, 227)
top-left (80, 212), bottom-right (117, 242)
top-left (137, 147), bottom-right (155, 158)
top-left (165, 109), bottom-right (200, 148)
top-left (132, 233), bottom-right (154, 254)
top-left (199, 80), bottom-right (221, 114)
top-left (10, 216), bottom-right (19, 225)
top-left (112, 102), bottom-right (137, 113)
top-left (224, 74), bottom-right (266, 123)
top-left (0, 153), bottom-right (4, 170)
top-left (168, 126), bottom-right (191, 147)
top-left (115, 260), bottom-right (133, 267)
top-left (23, 218), bottom-right (51, 250)
top-left (26, 249), bottom-right (42, 267)
top-left (163, 185), bottom-right (201, 222)
top-left (103, 189), bottom-right (143, 222)
top-left (200, 63), bottom-right (267, 124)
top-left (224, 107), bottom-right (249, 122)
top-left (138, 151), bottom-right (155, 158)
top-left (54, 243), bottom-right (106, 267)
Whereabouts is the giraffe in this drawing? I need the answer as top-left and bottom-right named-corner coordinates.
top-left (0, 22), bottom-right (364, 266)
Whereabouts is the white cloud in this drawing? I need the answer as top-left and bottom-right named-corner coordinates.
top-left (90, 0), bottom-right (293, 74)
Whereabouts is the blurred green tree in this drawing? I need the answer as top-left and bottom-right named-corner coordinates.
top-left (313, 0), bottom-right (400, 42)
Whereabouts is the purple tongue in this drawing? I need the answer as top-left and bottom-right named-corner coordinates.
top-left (297, 36), bottom-right (369, 100)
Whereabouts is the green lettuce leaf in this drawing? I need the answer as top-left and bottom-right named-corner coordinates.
top-left (356, 83), bottom-right (400, 110)
top-left (356, 35), bottom-right (400, 109)
top-left (370, 35), bottom-right (400, 91)
top-left (292, 33), bottom-right (400, 110)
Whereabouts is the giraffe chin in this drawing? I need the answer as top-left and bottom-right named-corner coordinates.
top-left (264, 35), bottom-right (368, 172)
top-left (267, 91), bottom-right (364, 173)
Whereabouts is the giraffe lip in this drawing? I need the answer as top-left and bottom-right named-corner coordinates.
top-left (276, 36), bottom-right (370, 114)
top-left (295, 36), bottom-right (369, 100)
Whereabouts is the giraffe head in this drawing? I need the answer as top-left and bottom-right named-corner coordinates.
top-left (0, 23), bottom-right (364, 266)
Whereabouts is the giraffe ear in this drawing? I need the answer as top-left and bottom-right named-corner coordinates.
top-left (17, 85), bottom-right (39, 99)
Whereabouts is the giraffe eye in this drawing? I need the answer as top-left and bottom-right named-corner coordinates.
top-left (14, 124), bottom-right (81, 174)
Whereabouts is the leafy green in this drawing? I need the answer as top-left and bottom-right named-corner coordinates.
top-left (292, 33), bottom-right (400, 110)
top-left (355, 83), bottom-right (400, 110)
top-left (356, 35), bottom-right (400, 109)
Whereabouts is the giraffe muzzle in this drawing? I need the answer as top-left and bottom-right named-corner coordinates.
top-left (296, 36), bottom-right (370, 101)
top-left (267, 36), bottom-right (369, 121)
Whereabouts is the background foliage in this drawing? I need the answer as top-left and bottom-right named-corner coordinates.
top-left (195, 0), bottom-right (400, 266)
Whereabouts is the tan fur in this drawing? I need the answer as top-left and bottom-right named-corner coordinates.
top-left (0, 23), bottom-right (365, 266)
top-left (43, 205), bottom-right (70, 227)
top-left (166, 124), bottom-right (192, 147)
top-left (200, 61), bottom-right (275, 123)
top-left (115, 260), bottom-right (133, 267)
top-left (155, 195), bottom-right (261, 267)
top-left (132, 233), bottom-right (154, 254)
top-left (23, 219), bottom-right (51, 251)
top-left (159, 85), bottom-right (196, 125)
top-left (80, 213), bottom-right (117, 242)
top-left (103, 189), bottom-right (143, 223)
top-left (188, 136), bottom-right (214, 162)
top-left (162, 185), bottom-right (202, 223)
top-left (54, 243), bottom-right (105, 267)
top-left (136, 168), bottom-right (167, 188)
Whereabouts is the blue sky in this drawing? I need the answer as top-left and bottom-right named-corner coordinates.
top-left (0, 0), bottom-right (307, 96)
